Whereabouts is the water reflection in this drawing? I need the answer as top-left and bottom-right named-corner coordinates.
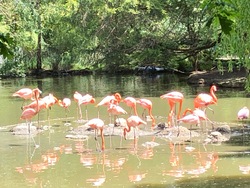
top-left (9, 121), bottom-right (250, 188)
top-left (15, 145), bottom-right (60, 187)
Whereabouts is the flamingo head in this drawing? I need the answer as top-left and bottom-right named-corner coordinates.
top-left (114, 93), bottom-right (122, 102)
top-left (211, 85), bottom-right (217, 92)
top-left (90, 98), bottom-right (96, 104)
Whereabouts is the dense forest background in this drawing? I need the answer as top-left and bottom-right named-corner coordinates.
top-left (0, 0), bottom-right (250, 88)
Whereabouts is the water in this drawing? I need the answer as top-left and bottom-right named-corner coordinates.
top-left (0, 73), bottom-right (249, 188)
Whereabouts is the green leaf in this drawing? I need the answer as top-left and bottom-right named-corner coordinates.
top-left (218, 14), bottom-right (234, 35)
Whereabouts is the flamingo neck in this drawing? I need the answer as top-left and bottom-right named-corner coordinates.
top-left (182, 108), bottom-right (193, 117)
top-left (210, 87), bottom-right (217, 102)
top-left (123, 125), bottom-right (131, 139)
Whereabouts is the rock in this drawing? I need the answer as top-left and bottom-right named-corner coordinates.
top-left (215, 124), bottom-right (231, 134)
top-left (65, 134), bottom-right (89, 140)
top-left (205, 129), bottom-right (230, 144)
top-left (11, 123), bottom-right (39, 135)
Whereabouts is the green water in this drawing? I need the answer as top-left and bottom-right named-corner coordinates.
top-left (0, 74), bottom-right (249, 188)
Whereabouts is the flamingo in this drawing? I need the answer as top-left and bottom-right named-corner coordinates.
top-left (78, 94), bottom-right (96, 120)
top-left (41, 93), bottom-right (58, 121)
top-left (96, 93), bottom-right (122, 118)
top-left (96, 93), bottom-right (122, 106)
top-left (74, 91), bottom-right (84, 120)
top-left (237, 107), bottom-right (249, 120)
top-left (58, 98), bottom-right (71, 118)
top-left (42, 93), bottom-right (58, 109)
top-left (107, 99), bottom-right (128, 143)
top-left (22, 99), bottom-right (47, 111)
top-left (58, 98), bottom-right (71, 109)
top-left (13, 88), bottom-right (33, 100)
top-left (136, 98), bottom-right (155, 128)
top-left (123, 115), bottom-right (147, 140)
top-left (107, 100), bottom-right (127, 125)
top-left (178, 113), bottom-right (200, 126)
top-left (13, 88), bottom-right (41, 107)
top-left (20, 88), bottom-right (41, 147)
top-left (177, 113), bottom-right (200, 136)
top-left (182, 108), bottom-right (214, 129)
top-left (84, 118), bottom-right (105, 151)
top-left (122, 97), bottom-right (138, 116)
top-left (20, 88), bottom-right (42, 125)
top-left (194, 85), bottom-right (217, 111)
top-left (160, 91), bottom-right (184, 127)
top-left (237, 106), bottom-right (249, 132)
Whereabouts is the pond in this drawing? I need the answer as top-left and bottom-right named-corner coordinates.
top-left (0, 73), bottom-right (249, 188)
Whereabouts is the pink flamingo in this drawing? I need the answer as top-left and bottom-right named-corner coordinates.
top-left (182, 108), bottom-right (214, 129)
top-left (107, 103), bottom-right (127, 116)
top-left (123, 115), bottom-right (146, 140)
top-left (107, 100), bottom-right (127, 124)
top-left (41, 93), bottom-right (58, 121)
top-left (20, 88), bottom-right (41, 134)
top-left (74, 91), bottom-right (84, 119)
top-left (85, 118), bottom-right (105, 151)
top-left (22, 99), bottom-right (47, 111)
top-left (73, 92), bottom-right (95, 120)
top-left (58, 98), bottom-right (71, 109)
top-left (122, 97), bottom-right (138, 116)
top-left (78, 94), bottom-right (96, 120)
top-left (177, 113), bottom-right (200, 136)
top-left (58, 98), bottom-right (71, 118)
top-left (42, 93), bottom-right (58, 109)
top-left (13, 88), bottom-right (41, 107)
top-left (237, 106), bottom-right (249, 141)
top-left (13, 88), bottom-right (33, 100)
top-left (178, 114), bottom-right (200, 126)
top-left (96, 93), bottom-right (122, 106)
top-left (96, 93), bottom-right (122, 118)
top-left (237, 107), bottom-right (249, 120)
top-left (136, 98), bottom-right (155, 128)
top-left (160, 91), bottom-right (184, 127)
top-left (194, 85), bottom-right (217, 111)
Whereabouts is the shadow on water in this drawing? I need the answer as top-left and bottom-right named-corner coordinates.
top-left (135, 176), bottom-right (250, 188)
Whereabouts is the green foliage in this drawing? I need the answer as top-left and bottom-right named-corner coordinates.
top-left (0, 14), bottom-right (14, 59)
top-left (0, 33), bottom-right (14, 59)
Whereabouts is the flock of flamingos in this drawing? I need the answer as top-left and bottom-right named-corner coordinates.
top-left (12, 85), bottom-right (249, 151)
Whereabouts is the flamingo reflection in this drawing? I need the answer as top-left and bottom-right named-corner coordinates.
top-left (128, 172), bottom-right (147, 182)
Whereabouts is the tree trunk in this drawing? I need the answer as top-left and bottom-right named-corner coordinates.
top-left (37, 32), bottom-right (42, 72)
top-left (36, 0), bottom-right (42, 74)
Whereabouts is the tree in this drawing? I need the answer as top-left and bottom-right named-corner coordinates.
top-left (213, 0), bottom-right (250, 90)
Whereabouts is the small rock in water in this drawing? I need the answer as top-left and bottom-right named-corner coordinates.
top-left (215, 124), bottom-right (231, 134)
top-left (64, 122), bottom-right (72, 126)
top-left (11, 123), bottom-right (38, 135)
top-left (142, 141), bottom-right (160, 148)
top-left (65, 134), bottom-right (89, 140)
top-left (185, 146), bottom-right (196, 152)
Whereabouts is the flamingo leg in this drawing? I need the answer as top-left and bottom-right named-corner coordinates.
top-left (100, 129), bottom-right (105, 151)
top-left (133, 128), bottom-right (138, 149)
top-left (168, 101), bottom-right (175, 127)
top-left (85, 106), bottom-right (88, 120)
top-left (79, 104), bottom-right (83, 119)
top-left (95, 129), bottom-right (97, 141)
